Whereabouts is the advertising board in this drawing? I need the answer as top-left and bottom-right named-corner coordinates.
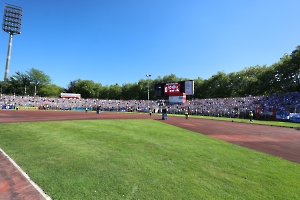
top-left (185, 80), bottom-right (194, 96)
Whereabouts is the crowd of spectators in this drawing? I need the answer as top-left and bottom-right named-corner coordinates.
top-left (252, 92), bottom-right (300, 112)
top-left (0, 92), bottom-right (299, 118)
top-left (0, 95), bottom-right (160, 112)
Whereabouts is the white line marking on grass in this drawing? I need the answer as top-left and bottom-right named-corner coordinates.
top-left (0, 148), bottom-right (52, 200)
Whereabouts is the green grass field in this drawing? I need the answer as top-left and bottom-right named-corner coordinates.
top-left (168, 114), bottom-right (300, 129)
top-left (1, 119), bottom-right (300, 199)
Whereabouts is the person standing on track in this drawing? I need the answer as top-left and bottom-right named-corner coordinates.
top-left (185, 109), bottom-right (188, 119)
top-left (249, 110), bottom-right (253, 122)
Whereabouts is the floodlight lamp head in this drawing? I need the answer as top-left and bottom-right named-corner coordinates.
top-left (2, 4), bottom-right (22, 35)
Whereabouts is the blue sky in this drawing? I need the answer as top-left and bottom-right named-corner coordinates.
top-left (1, 0), bottom-right (300, 88)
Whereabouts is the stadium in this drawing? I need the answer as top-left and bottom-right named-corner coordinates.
top-left (1, 67), bottom-right (300, 199)
top-left (1, 87), bottom-right (300, 199)
top-left (1, 2), bottom-right (300, 199)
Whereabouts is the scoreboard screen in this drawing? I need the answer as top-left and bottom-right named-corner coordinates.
top-left (155, 80), bottom-right (194, 97)
top-left (164, 83), bottom-right (181, 95)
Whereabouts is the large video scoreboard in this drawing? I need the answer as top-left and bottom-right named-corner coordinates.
top-left (155, 80), bottom-right (194, 97)
top-left (164, 83), bottom-right (181, 95)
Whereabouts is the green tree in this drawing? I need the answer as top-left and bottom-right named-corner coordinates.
top-left (26, 68), bottom-right (51, 95)
top-left (75, 79), bottom-right (96, 98)
top-left (93, 83), bottom-right (103, 99)
top-left (26, 68), bottom-right (51, 85)
top-left (65, 80), bottom-right (78, 93)
top-left (193, 77), bottom-right (204, 99)
top-left (9, 71), bottom-right (31, 95)
top-left (99, 85), bottom-right (109, 99)
top-left (162, 73), bottom-right (181, 83)
top-left (287, 47), bottom-right (300, 92)
top-left (121, 83), bottom-right (139, 99)
top-left (38, 84), bottom-right (64, 97)
top-left (108, 84), bottom-right (122, 99)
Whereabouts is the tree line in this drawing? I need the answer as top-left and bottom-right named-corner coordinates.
top-left (1, 46), bottom-right (300, 99)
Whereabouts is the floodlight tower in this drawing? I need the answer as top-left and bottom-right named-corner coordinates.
top-left (2, 4), bottom-right (22, 81)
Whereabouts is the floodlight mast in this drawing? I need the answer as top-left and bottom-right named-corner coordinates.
top-left (2, 4), bottom-right (22, 81)
top-left (146, 74), bottom-right (151, 109)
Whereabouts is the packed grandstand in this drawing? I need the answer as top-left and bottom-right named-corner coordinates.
top-left (0, 92), bottom-right (300, 122)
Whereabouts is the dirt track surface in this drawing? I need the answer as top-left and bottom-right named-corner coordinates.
top-left (1, 110), bottom-right (300, 164)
